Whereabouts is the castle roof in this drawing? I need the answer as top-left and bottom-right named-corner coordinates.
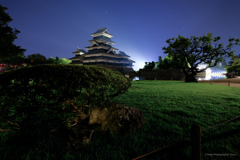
top-left (117, 51), bottom-right (130, 57)
top-left (92, 27), bottom-right (108, 34)
top-left (91, 36), bottom-right (115, 44)
top-left (85, 43), bottom-right (118, 51)
top-left (91, 27), bottom-right (113, 38)
top-left (72, 48), bottom-right (87, 55)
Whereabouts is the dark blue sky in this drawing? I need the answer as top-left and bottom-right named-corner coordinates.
top-left (2, 0), bottom-right (240, 71)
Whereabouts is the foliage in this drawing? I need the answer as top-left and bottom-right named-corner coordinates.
top-left (225, 54), bottom-right (240, 73)
top-left (5, 53), bottom-right (27, 67)
top-left (0, 65), bottom-right (132, 146)
top-left (143, 61), bottom-right (155, 69)
top-left (162, 33), bottom-right (240, 82)
top-left (45, 56), bottom-right (72, 65)
top-left (1, 80), bottom-right (240, 159)
top-left (0, 4), bottom-right (26, 67)
top-left (23, 54), bottom-right (72, 67)
top-left (23, 53), bottom-right (48, 66)
top-left (143, 54), bottom-right (191, 71)
top-left (156, 55), bottom-right (190, 70)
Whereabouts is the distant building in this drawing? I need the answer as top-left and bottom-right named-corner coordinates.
top-left (68, 27), bottom-right (135, 75)
top-left (197, 62), bottom-right (210, 71)
top-left (197, 60), bottom-right (227, 71)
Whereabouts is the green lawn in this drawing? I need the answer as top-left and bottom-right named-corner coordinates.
top-left (0, 80), bottom-right (240, 160)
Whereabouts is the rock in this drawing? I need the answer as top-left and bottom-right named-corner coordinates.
top-left (88, 101), bottom-right (146, 137)
top-left (44, 98), bottom-right (146, 153)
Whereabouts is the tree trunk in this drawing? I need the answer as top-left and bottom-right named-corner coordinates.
top-left (185, 73), bottom-right (198, 83)
top-left (181, 68), bottom-right (199, 83)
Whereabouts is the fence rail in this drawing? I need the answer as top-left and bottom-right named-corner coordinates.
top-left (198, 80), bottom-right (240, 88)
top-left (132, 115), bottom-right (240, 160)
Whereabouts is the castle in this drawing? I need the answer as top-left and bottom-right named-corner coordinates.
top-left (68, 27), bottom-right (136, 75)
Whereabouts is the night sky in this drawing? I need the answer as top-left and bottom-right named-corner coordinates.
top-left (2, 0), bottom-right (240, 71)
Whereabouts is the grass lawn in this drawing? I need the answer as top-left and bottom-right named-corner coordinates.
top-left (0, 80), bottom-right (240, 160)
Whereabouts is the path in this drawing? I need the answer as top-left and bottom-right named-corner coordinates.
top-left (197, 76), bottom-right (240, 89)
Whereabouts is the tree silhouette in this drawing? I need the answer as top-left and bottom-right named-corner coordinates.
top-left (162, 33), bottom-right (240, 82)
top-left (23, 53), bottom-right (48, 66)
top-left (143, 61), bottom-right (155, 69)
top-left (225, 54), bottom-right (240, 74)
top-left (0, 4), bottom-right (26, 67)
top-left (156, 55), bottom-right (190, 70)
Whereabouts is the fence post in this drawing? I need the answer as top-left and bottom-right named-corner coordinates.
top-left (228, 81), bottom-right (230, 86)
top-left (191, 124), bottom-right (201, 160)
top-left (210, 80), bottom-right (212, 84)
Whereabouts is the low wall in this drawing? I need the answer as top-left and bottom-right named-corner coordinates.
top-left (124, 69), bottom-right (215, 81)
top-left (138, 69), bottom-right (186, 80)
top-left (0, 65), bottom-right (214, 81)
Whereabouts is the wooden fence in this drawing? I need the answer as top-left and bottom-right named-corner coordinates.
top-left (207, 80), bottom-right (240, 88)
top-left (132, 116), bottom-right (240, 160)
top-left (191, 124), bottom-right (201, 160)
top-left (210, 80), bottom-right (230, 86)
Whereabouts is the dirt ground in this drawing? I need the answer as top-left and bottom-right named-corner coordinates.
top-left (197, 76), bottom-right (240, 89)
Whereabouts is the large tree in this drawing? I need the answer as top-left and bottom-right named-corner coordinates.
top-left (0, 4), bottom-right (26, 67)
top-left (162, 33), bottom-right (240, 82)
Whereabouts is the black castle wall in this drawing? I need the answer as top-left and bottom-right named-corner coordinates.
top-left (126, 69), bottom-right (186, 81)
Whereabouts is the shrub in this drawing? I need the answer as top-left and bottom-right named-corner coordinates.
top-left (0, 64), bottom-right (133, 147)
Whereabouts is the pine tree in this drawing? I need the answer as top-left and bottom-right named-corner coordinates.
top-left (0, 4), bottom-right (26, 67)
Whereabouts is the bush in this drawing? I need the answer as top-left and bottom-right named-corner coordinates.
top-left (0, 64), bottom-right (133, 147)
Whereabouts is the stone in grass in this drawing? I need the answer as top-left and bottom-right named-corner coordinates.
top-left (45, 98), bottom-right (146, 154)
